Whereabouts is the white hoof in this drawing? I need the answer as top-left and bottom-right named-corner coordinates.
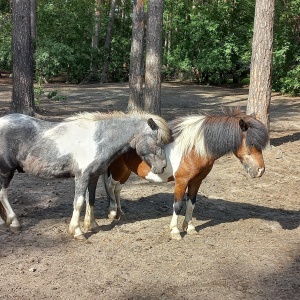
top-left (9, 225), bottom-right (21, 234)
top-left (170, 230), bottom-right (182, 240)
top-left (108, 211), bottom-right (117, 220)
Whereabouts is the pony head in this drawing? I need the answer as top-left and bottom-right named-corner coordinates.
top-left (170, 107), bottom-right (269, 178)
top-left (234, 116), bottom-right (269, 178)
top-left (130, 114), bottom-right (171, 174)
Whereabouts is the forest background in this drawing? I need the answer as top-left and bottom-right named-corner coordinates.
top-left (0, 0), bottom-right (300, 96)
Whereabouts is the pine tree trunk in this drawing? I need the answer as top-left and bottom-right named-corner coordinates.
top-left (247, 0), bottom-right (275, 133)
top-left (144, 0), bottom-right (164, 115)
top-left (101, 0), bottom-right (117, 83)
top-left (91, 0), bottom-right (101, 75)
top-left (127, 0), bottom-right (145, 112)
top-left (11, 0), bottom-right (35, 115)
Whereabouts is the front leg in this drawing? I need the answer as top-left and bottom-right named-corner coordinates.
top-left (170, 178), bottom-right (188, 240)
top-left (69, 176), bottom-right (89, 240)
top-left (0, 187), bottom-right (20, 233)
top-left (84, 176), bottom-right (99, 232)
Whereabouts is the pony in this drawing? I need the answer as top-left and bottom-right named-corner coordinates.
top-left (101, 107), bottom-right (269, 240)
top-left (0, 111), bottom-right (171, 239)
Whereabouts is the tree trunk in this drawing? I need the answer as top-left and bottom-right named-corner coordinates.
top-left (127, 0), bottom-right (145, 112)
top-left (101, 0), bottom-right (117, 83)
top-left (247, 0), bottom-right (275, 133)
top-left (30, 0), bottom-right (36, 42)
top-left (30, 0), bottom-right (36, 79)
top-left (144, 0), bottom-right (164, 115)
top-left (91, 0), bottom-right (101, 75)
top-left (11, 0), bottom-right (35, 116)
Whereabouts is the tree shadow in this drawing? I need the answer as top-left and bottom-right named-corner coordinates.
top-left (271, 131), bottom-right (300, 146)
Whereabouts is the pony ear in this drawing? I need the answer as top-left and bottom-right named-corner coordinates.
top-left (239, 119), bottom-right (248, 132)
top-left (147, 118), bottom-right (159, 131)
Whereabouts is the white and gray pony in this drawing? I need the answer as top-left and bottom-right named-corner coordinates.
top-left (0, 111), bottom-right (170, 239)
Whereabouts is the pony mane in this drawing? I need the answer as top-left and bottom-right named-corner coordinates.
top-left (169, 107), bottom-right (269, 158)
top-left (66, 111), bottom-right (171, 144)
top-left (65, 111), bottom-right (126, 121)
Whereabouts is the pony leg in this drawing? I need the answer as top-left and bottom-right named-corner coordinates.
top-left (69, 177), bottom-right (88, 240)
top-left (0, 188), bottom-right (20, 233)
top-left (170, 209), bottom-right (181, 240)
top-left (0, 203), bottom-right (6, 228)
top-left (84, 201), bottom-right (99, 232)
top-left (84, 177), bottom-right (99, 232)
top-left (104, 174), bottom-right (121, 220)
top-left (183, 173), bottom-right (211, 235)
top-left (115, 182), bottom-right (125, 220)
top-left (170, 179), bottom-right (188, 240)
top-left (182, 198), bottom-right (197, 235)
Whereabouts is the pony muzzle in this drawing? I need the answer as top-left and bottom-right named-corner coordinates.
top-left (244, 164), bottom-right (265, 178)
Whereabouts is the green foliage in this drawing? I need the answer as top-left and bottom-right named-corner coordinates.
top-left (35, 0), bottom-right (95, 83)
top-left (0, 8), bottom-right (12, 70)
top-left (34, 86), bottom-right (44, 106)
top-left (0, 0), bottom-right (299, 94)
top-left (272, 0), bottom-right (300, 95)
top-left (163, 0), bottom-right (254, 84)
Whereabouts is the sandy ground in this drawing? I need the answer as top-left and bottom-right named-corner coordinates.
top-left (0, 81), bottom-right (299, 300)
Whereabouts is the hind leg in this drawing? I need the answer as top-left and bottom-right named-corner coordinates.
top-left (69, 176), bottom-right (89, 240)
top-left (182, 166), bottom-right (213, 235)
top-left (0, 187), bottom-right (20, 233)
top-left (105, 171), bottom-right (129, 220)
top-left (114, 182), bottom-right (125, 220)
top-left (106, 175), bottom-right (121, 220)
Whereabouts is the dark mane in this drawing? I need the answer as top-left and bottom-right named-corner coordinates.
top-left (169, 107), bottom-right (269, 158)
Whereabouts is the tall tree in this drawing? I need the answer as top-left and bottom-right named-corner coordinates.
top-left (247, 0), bottom-right (275, 132)
top-left (90, 0), bottom-right (101, 76)
top-left (144, 0), bottom-right (164, 115)
top-left (127, 0), bottom-right (145, 112)
top-left (11, 0), bottom-right (35, 115)
top-left (101, 0), bottom-right (117, 83)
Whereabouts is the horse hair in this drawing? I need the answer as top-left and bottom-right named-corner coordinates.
top-left (66, 111), bottom-right (171, 144)
top-left (169, 107), bottom-right (269, 158)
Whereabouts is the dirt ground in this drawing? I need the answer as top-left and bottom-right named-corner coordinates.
top-left (0, 80), bottom-right (299, 300)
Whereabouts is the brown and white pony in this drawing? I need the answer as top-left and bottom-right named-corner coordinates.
top-left (101, 108), bottom-right (269, 240)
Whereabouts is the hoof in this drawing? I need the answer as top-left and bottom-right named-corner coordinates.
top-left (108, 211), bottom-right (117, 220)
top-left (182, 221), bottom-right (188, 232)
top-left (187, 228), bottom-right (198, 235)
top-left (116, 212), bottom-right (126, 221)
top-left (84, 222), bottom-right (99, 232)
top-left (9, 225), bottom-right (21, 234)
top-left (170, 232), bottom-right (182, 240)
top-left (74, 234), bottom-right (87, 241)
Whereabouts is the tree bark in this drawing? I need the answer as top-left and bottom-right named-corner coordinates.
top-left (91, 0), bottom-right (101, 75)
top-left (144, 0), bottom-right (164, 115)
top-left (101, 0), bottom-right (117, 83)
top-left (127, 0), bottom-right (145, 112)
top-left (247, 0), bottom-right (275, 133)
top-left (11, 0), bottom-right (35, 115)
